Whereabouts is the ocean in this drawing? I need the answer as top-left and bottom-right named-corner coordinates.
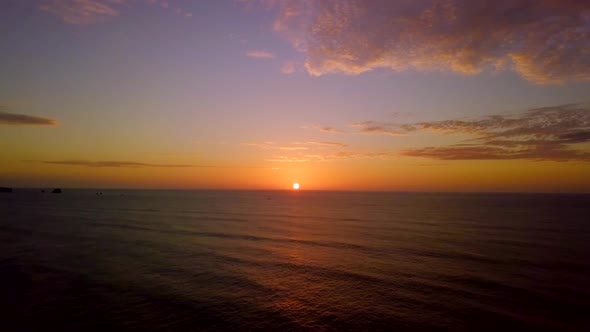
top-left (0, 190), bottom-right (589, 331)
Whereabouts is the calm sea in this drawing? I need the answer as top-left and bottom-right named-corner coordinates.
top-left (1, 190), bottom-right (589, 331)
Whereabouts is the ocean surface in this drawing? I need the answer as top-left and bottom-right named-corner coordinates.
top-left (1, 190), bottom-right (589, 331)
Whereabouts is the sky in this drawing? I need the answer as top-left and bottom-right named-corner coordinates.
top-left (1, 0), bottom-right (589, 192)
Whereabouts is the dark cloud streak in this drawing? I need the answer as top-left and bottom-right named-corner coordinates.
top-left (30, 160), bottom-right (274, 169)
top-left (352, 121), bottom-right (406, 136)
top-left (398, 103), bottom-right (590, 162)
top-left (403, 145), bottom-right (590, 161)
top-left (559, 131), bottom-right (590, 143)
top-left (40, 160), bottom-right (193, 168)
top-left (343, 103), bottom-right (590, 162)
top-left (0, 110), bottom-right (57, 126)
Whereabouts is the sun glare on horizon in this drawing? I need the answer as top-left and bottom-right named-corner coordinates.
top-left (292, 183), bottom-right (300, 190)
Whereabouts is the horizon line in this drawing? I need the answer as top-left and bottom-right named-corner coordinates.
top-left (4, 187), bottom-right (590, 195)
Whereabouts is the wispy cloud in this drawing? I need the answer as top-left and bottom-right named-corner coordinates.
top-left (244, 139), bottom-right (388, 163)
top-left (295, 141), bottom-right (348, 147)
top-left (301, 124), bottom-right (344, 133)
top-left (31, 159), bottom-right (276, 168)
top-left (250, 0), bottom-right (590, 84)
top-left (251, 104), bottom-right (590, 162)
top-left (401, 104), bottom-right (590, 139)
top-left (403, 145), bottom-right (590, 161)
top-left (394, 103), bottom-right (590, 162)
top-left (246, 50), bottom-right (275, 59)
top-left (39, 0), bottom-right (122, 24)
top-left (174, 6), bottom-right (193, 18)
top-left (281, 61), bottom-right (296, 74)
top-left (240, 141), bottom-right (275, 149)
top-left (351, 121), bottom-right (406, 136)
top-left (266, 156), bottom-right (312, 163)
top-left (267, 151), bottom-right (393, 163)
top-left (40, 0), bottom-right (192, 25)
top-left (242, 140), bottom-right (348, 150)
top-left (278, 146), bottom-right (308, 151)
top-left (559, 131), bottom-right (590, 144)
top-left (328, 151), bottom-right (392, 160)
top-left (0, 110), bottom-right (57, 126)
top-left (40, 160), bottom-right (193, 168)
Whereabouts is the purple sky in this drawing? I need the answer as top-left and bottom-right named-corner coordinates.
top-left (1, 0), bottom-right (589, 191)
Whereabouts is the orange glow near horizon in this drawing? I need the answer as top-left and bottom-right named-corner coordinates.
top-left (1, 158), bottom-right (590, 192)
top-left (1, 1), bottom-right (589, 193)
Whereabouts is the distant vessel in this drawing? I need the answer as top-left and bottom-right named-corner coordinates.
top-left (0, 187), bottom-right (12, 193)
top-left (51, 188), bottom-right (62, 194)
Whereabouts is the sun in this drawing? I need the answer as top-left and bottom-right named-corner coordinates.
top-left (292, 183), bottom-right (300, 190)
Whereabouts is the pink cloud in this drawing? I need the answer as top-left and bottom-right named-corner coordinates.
top-left (281, 61), bottom-right (296, 74)
top-left (40, 0), bottom-right (193, 24)
top-left (301, 124), bottom-right (344, 133)
top-left (246, 50), bottom-right (276, 59)
top-left (39, 0), bottom-right (121, 25)
top-left (251, 0), bottom-right (590, 84)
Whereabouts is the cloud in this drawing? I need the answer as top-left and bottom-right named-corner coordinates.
top-left (328, 151), bottom-right (392, 159)
top-left (278, 146), bottom-right (308, 151)
top-left (247, 137), bottom-right (389, 163)
top-left (32, 160), bottom-right (275, 168)
top-left (246, 50), bottom-right (276, 59)
top-left (0, 110), bottom-right (57, 126)
top-left (352, 121), bottom-right (406, 136)
top-left (281, 61), bottom-right (296, 74)
top-left (240, 141), bottom-right (275, 148)
top-left (296, 141), bottom-right (348, 147)
top-left (254, 103), bottom-right (590, 162)
top-left (266, 156), bottom-right (312, 163)
top-left (301, 124), bottom-right (344, 133)
top-left (174, 6), bottom-right (192, 18)
top-left (396, 103), bottom-right (590, 161)
top-left (405, 103), bottom-right (590, 139)
top-left (559, 131), bottom-right (590, 143)
top-left (37, 160), bottom-right (195, 168)
top-left (39, 0), bottom-right (122, 24)
top-left (242, 140), bottom-right (348, 150)
top-left (240, 141), bottom-right (348, 151)
top-left (403, 145), bottom-right (590, 161)
top-left (267, 151), bottom-right (393, 162)
top-left (253, 0), bottom-right (590, 84)
top-left (40, 0), bottom-right (192, 24)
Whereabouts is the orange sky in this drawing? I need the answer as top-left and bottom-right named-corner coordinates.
top-left (1, 0), bottom-right (589, 192)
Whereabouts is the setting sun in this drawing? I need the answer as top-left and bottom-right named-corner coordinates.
top-left (292, 183), bottom-right (300, 190)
